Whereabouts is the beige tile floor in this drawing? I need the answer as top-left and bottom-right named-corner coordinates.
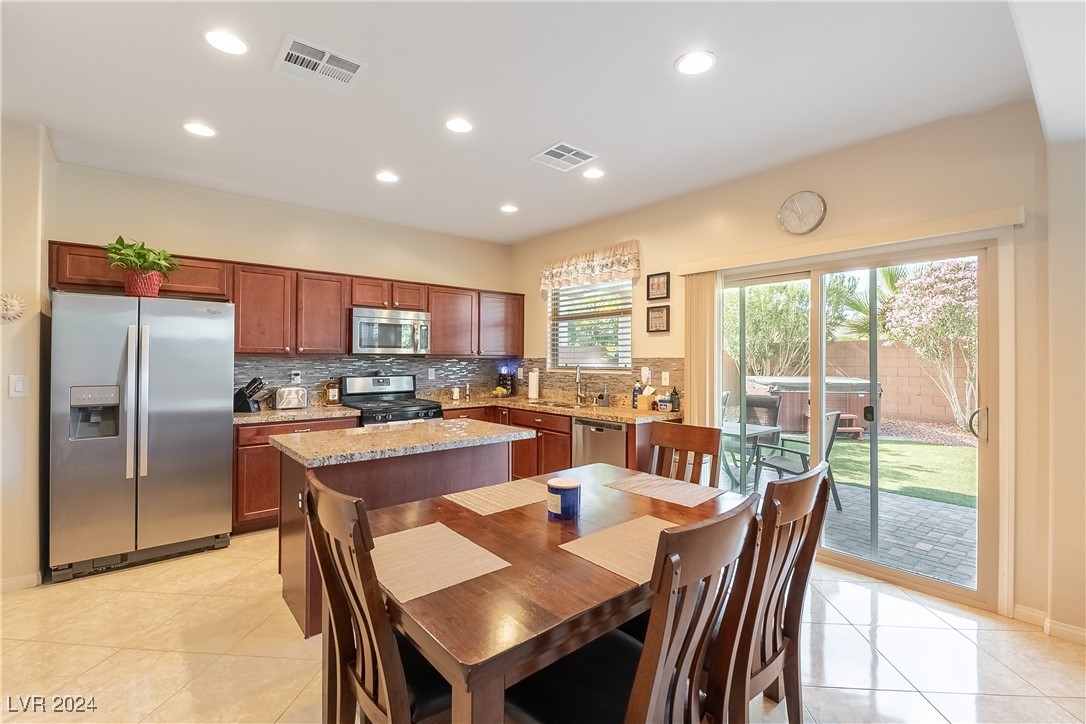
top-left (1, 530), bottom-right (1082, 723)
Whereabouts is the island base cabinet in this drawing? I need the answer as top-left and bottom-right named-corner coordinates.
top-left (280, 443), bottom-right (515, 637)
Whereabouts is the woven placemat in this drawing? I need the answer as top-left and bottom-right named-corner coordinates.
top-left (605, 472), bottom-right (725, 507)
top-left (444, 479), bottom-right (548, 516)
top-left (371, 523), bottom-right (510, 602)
top-left (559, 515), bottom-right (677, 584)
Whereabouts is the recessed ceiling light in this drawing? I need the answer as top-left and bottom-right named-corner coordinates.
top-left (445, 118), bottom-right (473, 133)
top-left (675, 50), bottom-right (716, 75)
top-left (582, 168), bottom-right (605, 179)
top-left (500, 204), bottom-right (518, 214)
top-left (183, 122), bottom-right (216, 137)
top-left (375, 171), bottom-right (400, 183)
top-left (205, 30), bottom-right (248, 55)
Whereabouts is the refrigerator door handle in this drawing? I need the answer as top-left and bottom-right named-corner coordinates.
top-left (139, 324), bottom-right (150, 476)
top-left (126, 324), bottom-right (137, 479)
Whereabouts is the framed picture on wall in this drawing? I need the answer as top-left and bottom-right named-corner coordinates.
top-left (647, 305), bottom-right (670, 333)
top-left (647, 272), bottom-right (670, 300)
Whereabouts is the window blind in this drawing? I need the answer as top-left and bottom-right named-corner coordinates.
top-left (548, 279), bottom-right (633, 369)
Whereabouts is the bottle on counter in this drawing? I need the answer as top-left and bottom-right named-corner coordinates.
top-left (323, 378), bottom-right (341, 406)
top-left (671, 387), bottom-right (680, 412)
top-left (632, 381), bottom-right (643, 408)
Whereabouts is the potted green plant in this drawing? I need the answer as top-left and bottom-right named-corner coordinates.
top-left (104, 236), bottom-right (180, 297)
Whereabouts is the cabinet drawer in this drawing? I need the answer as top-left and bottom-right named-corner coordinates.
top-left (448, 407), bottom-right (488, 421)
top-left (508, 408), bottom-right (571, 433)
top-left (236, 417), bottom-right (357, 446)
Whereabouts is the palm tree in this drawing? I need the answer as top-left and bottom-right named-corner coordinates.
top-left (838, 265), bottom-right (906, 340)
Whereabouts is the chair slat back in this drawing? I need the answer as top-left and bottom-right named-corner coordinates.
top-left (821, 412), bottom-right (842, 460)
top-left (304, 471), bottom-right (413, 724)
top-left (731, 463), bottom-right (830, 717)
top-left (647, 422), bottom-right (723, 487)
top-left (626, 495), bottom-right (761, 724)
top-left (745, 395), bottom-right (782, 446)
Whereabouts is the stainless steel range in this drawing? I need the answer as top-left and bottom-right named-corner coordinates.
top-left (340, 375), bottom-right (443, 424)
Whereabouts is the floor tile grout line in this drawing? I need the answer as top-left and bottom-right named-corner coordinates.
top-left (275, 669), bottom-right (322, 724)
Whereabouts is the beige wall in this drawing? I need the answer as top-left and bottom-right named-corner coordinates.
top-left (1045, 140), bottom-right (1085, 638)
top-left (51, 165), bottom-right (514, 292)
top-left (1, 118), bottom-right (56, 589)
top-left (510, 100), bottom-right (1061, 620)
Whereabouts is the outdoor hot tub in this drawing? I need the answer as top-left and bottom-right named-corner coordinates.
top-left (745, 375), bottom-right (883, 434)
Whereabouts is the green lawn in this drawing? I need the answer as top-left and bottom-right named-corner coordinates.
top-left (826, 438), bottom-right (977, 508)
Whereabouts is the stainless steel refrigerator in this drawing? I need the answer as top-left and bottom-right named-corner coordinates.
top-left (49, 291), bottom-right (234, 580)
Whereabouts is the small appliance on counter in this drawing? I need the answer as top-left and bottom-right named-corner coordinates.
top-left (497, 368), bottom-right (517, 396)
top-left (234, 377), bottom-right (265, 413)
top-left (266, 371), bottom-right (308, 410)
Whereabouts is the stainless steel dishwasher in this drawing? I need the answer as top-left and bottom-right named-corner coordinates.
top-left (572, 418), bottom-right (627, 467)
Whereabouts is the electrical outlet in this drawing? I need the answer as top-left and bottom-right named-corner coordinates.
top-left (8, 374), bottom-right (28, 398)
top-left (516, 368), bottom-right (523, 379)
top-left (289, 370), bottom-right (302, 384)
top-left (661, 371), bottom-right (670, 386)
top-left (428, 368), bottom-right (436, 380)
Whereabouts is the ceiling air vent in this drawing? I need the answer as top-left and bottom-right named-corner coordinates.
top-left (274, 34), bottom-right (366, 91)
top-left (531, 142), bottom-right (597, 172)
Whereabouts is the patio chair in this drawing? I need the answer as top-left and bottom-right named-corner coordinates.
top-left (723, 394), bottom-right (782, 479)
top-left (754, 411), bottom-right (843, 511)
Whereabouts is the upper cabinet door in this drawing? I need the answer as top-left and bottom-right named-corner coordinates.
top-left (391, 282), bottom-right (428, 311)
top-left (429, 287), bottom-right (478, 356)
top-left (50, 241), bottom-right (231, 299)
top-left (351, 277), bottom-right (391, 308)
top-left (478, 292), bottom-right (524, 357)
top-left (234, 265), bottom-right (295, 354)
top-left (296, 272), bottom-right (350, 354)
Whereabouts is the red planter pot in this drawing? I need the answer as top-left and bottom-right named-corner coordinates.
top-left (122, 270), bottom-right (164, 297)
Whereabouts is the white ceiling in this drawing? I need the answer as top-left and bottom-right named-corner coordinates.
top-left (1, 2), bottom-right (1062, 245)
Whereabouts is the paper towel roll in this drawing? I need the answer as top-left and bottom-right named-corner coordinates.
top-left (528, 368), bottom-right (540, 399)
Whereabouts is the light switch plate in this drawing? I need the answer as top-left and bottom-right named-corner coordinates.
top-left (9, 374), bottom-right (29, 398)
top-left (428, 368), bottom-right (435, 380)
top-left (516, 368), bottom-right (523, 379)
top-left (661, 371), bottom-right (670, 386)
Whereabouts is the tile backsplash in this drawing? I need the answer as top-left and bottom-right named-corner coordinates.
top-left (234, 355), bottom-right (520, 403)
top-left (234, 355), bottom-right (685, 407)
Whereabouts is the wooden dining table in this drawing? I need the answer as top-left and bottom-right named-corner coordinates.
top-left (327, 462), bottom-right (748, 722)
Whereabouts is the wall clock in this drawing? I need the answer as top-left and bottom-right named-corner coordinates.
top-left (778, 191), bottom-right (826, 235)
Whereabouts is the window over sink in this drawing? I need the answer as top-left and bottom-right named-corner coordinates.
top-left (548, 279), bottom-right (632, 369)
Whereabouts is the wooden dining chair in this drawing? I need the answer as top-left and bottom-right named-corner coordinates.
top-left (728, 462), bottom-right (830, 724)
top-left (504, 495), bottom-right (762, 724)
top-left (646, 421), bottom-right (723, 487)
top-left (303, 471), bottom-right (451, 724)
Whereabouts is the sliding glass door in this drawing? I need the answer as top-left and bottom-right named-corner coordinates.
top-left (721, 247), bottom-right (997, 601)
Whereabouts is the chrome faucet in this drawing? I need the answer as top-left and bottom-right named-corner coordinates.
top-left (575, 365), bottom-right (586, 406)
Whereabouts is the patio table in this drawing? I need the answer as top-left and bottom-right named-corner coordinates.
top-left (721, 421), bottom-right (782, 493)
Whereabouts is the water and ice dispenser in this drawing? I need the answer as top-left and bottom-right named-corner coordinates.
top-left (69, 386), bottom-right (120, 440)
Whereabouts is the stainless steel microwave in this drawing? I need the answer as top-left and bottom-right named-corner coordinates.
top-left (351, 308), bottom-right (431, 355)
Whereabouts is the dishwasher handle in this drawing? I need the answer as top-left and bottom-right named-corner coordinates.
top-left (573, 418), bottom-right (626, 433)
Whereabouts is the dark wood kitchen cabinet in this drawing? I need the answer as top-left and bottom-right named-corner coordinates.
top-left (233, 416), bottom-right (358, 533)
top-left (296, 271), bottom-right (350, 354)
top-left (478, 291), bottom-right (524, 357)
top-left (429, 286), bottom-right (479, 355)
top-left (49, 240), bottom-right (231, 299)
top-left (507, 408), bottom-right (572, 478)
top-left (430, 287), bottom-right (524, 358)
top-left (351, 277), bottom-right (428, 311)
top-left (234, 265), bottom-right (349, 355)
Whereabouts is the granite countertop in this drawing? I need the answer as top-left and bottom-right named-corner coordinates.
top-left (268, 418), bottom-right (537, 468)
top-left (233, 405), bottom-right (360, 426)
top-left (436, 397), bottom-right (683, 425)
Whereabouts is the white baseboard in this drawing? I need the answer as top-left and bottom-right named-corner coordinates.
top-left (1013, 604), bottom-right (1047, 627)
top-left (1, 571), bottom-right (42, 592)
top-left (1045, 619), bottom-right (1086, 645)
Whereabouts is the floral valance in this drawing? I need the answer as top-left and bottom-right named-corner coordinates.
top-left (538, 240), bottom-right (642, 291)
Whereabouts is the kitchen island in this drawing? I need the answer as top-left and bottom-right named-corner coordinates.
top-left (270, 418), bottom-right (536, 636)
